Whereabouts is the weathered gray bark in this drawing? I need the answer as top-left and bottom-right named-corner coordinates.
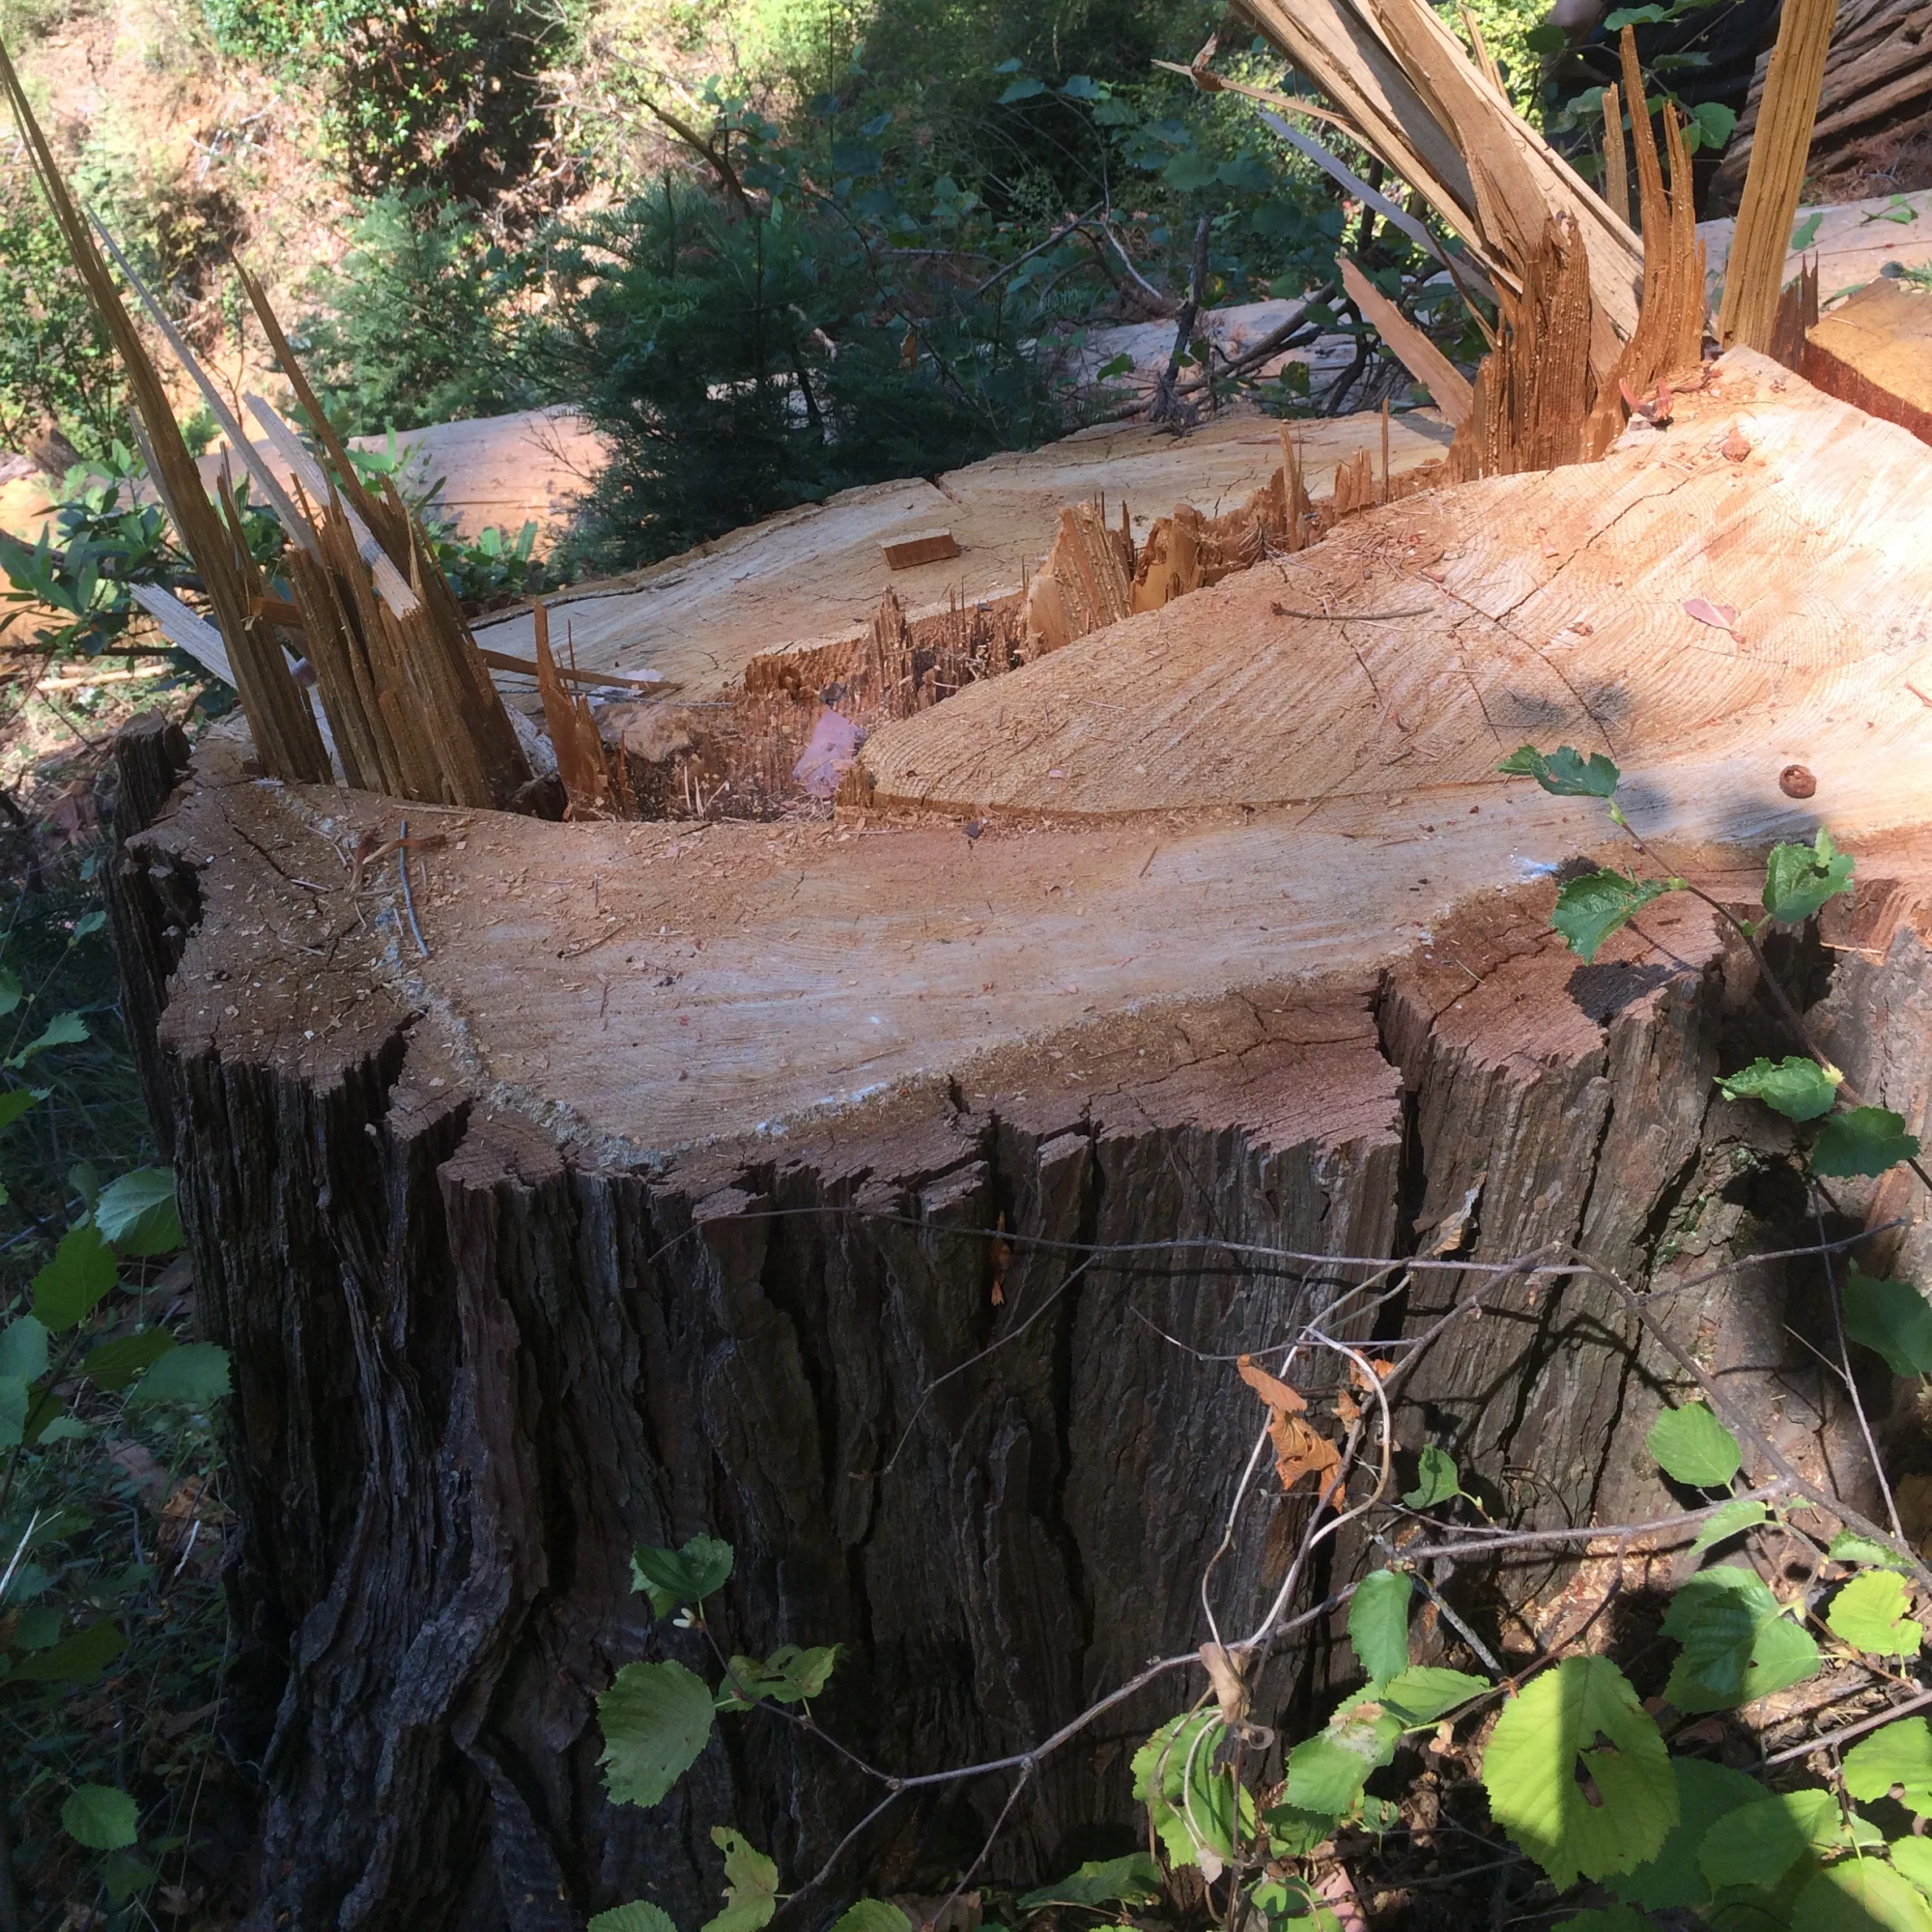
top-left (105, 720), bottom-right (1916, 1932)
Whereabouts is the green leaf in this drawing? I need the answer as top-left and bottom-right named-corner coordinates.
top-left (61, 1784), bottom-right (138, 1851)
top-left (1792, 213), bottom-right (1823, 250)
top-left (828, 139), bottom-right (881, 177)
top-left (1815, 1108), bottom-right (1921, 1179)
top-left (1480, 1656), bottom-right (1675, 1888)
top-left (80, 1329), bottom-right (176, 1394)
top-left (1608, 1757), bottom-right (1763, 1910)
top-left (1832, 1531), bottom-right (1916, 1571)
top-left (1496, 745), bottom-right (1621, 797)
top-left (1133, 1711), bottom-right (1248, 1874)
top-left (1095, 353), bottom-right (1134, 381)
top-left (1689, 100), bottom-right (1738, 150)
top-left (715, 1643), bottom-right (839, 1710)
top-left (94, 1167), bottom-right (183, 1256)
top-left (1893, 1837), bottom-right (1932, 1899)
top-left (0, 1086), bottom-right (39, 1131)
top-left (1717, 1056), bottom-right (1839, 1122)
top-left (100, 1848), bottom-right (155, 1903)
top-left (1349, 1569), bottom-right (1411, 1685)
top-left (1792, 1858), bottom-right (1932, 1932)
top-left (1763, 827), bottom-right (1854, 925)
top-left (13, 1616), bottom-right (125, 1684)
top-left (588, 1907), bottom-right (679, 1932)
top-left (1662, 1567), bottom-right (1821, 1712)
top-left (0, 1314), bottom-right (47, 1381)
top-left (13, 1605), bottom-right (60, 1648)
top-left (124, 1341), bottom-right (229, 1408)
top-left (1285, 1702), bottom-right (1401, 1820)
top-left (597, 1660), bottom-right (717, 1809)
top-left (0, 1374), bottom-right (25, 1451)
top-left (1162, 149), bottom-right (1219, 192)
top-left (1699, 1790), bottom-right (1840, 1890)
top-left (998, 77), bottom-right (1046, 102)
top-left (8, 1009), bottom-right (88, 1065)
top-left (830, 1904), bottom-right (911, 1932)
top-left (1402, 1445), bottom-right (1461, 1508)
top-left (0, 966), bottom-right (20, 1016)
top-left (1556, 1911), bottom-right (1648, 1932)
top-left (1690, 1498), bottom-right (1769, 1555)
top-left (1829, 1570), bottom-right (1923, 1656)
top-left (1262, 1803), bottom-right (1339, 1859)
top-left (1017, 1853), bottom-right (1162, 1911)
top-left (631, 1534), bottom-right (734, 1618)
top-left (1845, 1719), bottom-right (1932, 1813)
top-left (1647, 1402), bottom-right (1743, 1487)
top-left (30, 1221), bottom-right (117, 1332)
top-left (1552, 871), bottom-right (1680, 964)
top-left (1843, 1268), bottom-right (1932, 1374)
top-left (701, 1827), bottom-right (779, 1932)
top-left (1377, 1666), bottom-right (1489, 1725)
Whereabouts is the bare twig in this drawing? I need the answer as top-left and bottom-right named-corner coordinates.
top-left (1817, 1192), bottom-right (1905, 1542)
top-left (1760, 1685), bottom-right (1932, 1768)
top-left (397, 818), bottom-right (428, 959)
top-left (1151, 213), bottom-right (1212, 426)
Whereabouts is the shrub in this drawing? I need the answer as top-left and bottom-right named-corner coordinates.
top-left (546, 166), bottom-right (1065, 573)
top-left (294, 188), bottom-right (537, 435)
top-left (0, 167), bottom-right (124, 460)
top-left (201, 0), bottom-right (563, 199)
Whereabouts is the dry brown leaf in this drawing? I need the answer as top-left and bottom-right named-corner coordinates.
top-left (1236, 1353), bottom-right (1306, 1412)
top-left (1237, 1354), bottom-right (1342, 1497)
top-left (1200, 1641), bottom-right (1252, 1727)
top-left (1271, 1413), bottom-right (1344, 1500)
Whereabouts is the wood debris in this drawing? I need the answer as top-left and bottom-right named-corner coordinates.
top-left (532, 601), bottom-right (611, 816)
top-left (1339, 256), bottom-right (1474, 427)
top-left (1025, 502), bottom-right (1134, 650)
top-left (1233, 0), bottom-right (1643, 348)
top-left (1718, 0), bottom-right (1840, 352)
top-left (0, 42), bottom-right (330, 784)
top-left (1601, 81), bottom-right (1631, 227)
top-left (880, 528), bottom-right (961, 570)
top-left (1769, 256), bottom-right (1823, 373)
top-left (0, 51), bottom-right (531, 809)
top-left (1446, 32), bottom-right (1704, 482)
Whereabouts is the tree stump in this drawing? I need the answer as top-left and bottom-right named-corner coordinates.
top-left (107, 353), bottom-right (1932, 1930)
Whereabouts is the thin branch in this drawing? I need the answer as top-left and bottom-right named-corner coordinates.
top-left (1760, 1685), bottom-right (1932, 1769)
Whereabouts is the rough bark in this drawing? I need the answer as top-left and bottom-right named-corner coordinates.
top-left (102, 727), bottom-right (1926, 1932)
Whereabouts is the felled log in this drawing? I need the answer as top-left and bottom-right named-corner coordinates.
top-left (105, 346), bottom-right (1932, 1928)
top-left (472, 410), bottom-right (1456, 698)
top-left (1802, 275), bottom-right (1932, 443)
top-left (1716, 0), bottom-right (1932, 206)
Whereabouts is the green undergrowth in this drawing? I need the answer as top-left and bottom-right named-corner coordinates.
top-left (0, 822), bottom-right (236, 1928)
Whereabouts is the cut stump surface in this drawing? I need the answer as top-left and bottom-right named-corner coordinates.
top-left (106, 346), bottom-right (1932, 1932)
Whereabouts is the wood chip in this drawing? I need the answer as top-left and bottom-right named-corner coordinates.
top-left (880, 528), bottom-right (960, 570)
